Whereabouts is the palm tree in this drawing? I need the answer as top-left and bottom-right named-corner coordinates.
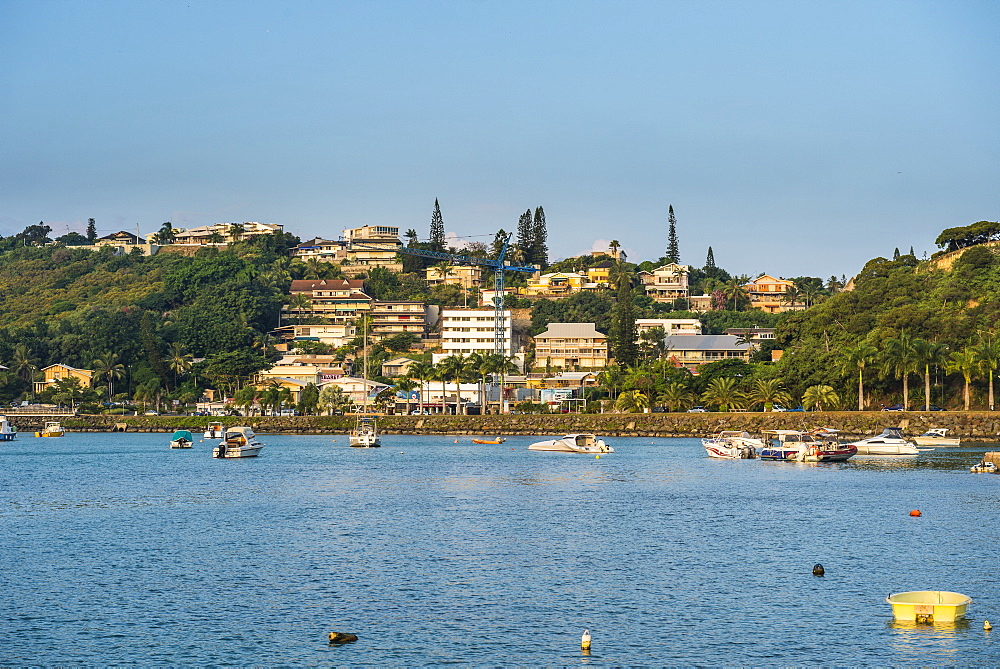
top-left (913, 338), bottom-right (946, 411)
top-left (439, 355), bottom-right (468, 415)
top-left (700, 377), bottom-right (744, 412)
top-left (207, 230), bottom-right (225, 244)
top-left (657, 382), bottom-right (693, 412)
top-left (608, 239), bottom-right (621, 259)
top-left (946, 347), bottom-right (978, 411)
top-left (802, 385), bottom-right (840, 412)
top-left (406, 360), bottom-right (434, 414)
top-left (746, 378), bottom-right (792, 412)
top-left (166, 342), bottom-right (193, 390)
top-left (733, 331), bottom-right (757, 361)
top-left (615, 389), bottom-right (648, 413)
top-left (91, 352), bottom-right (125, 401)
top-left (319, 385), bottom-right (351, 415)
top-left (11, 343), bottom-right (38, 384)
top-left (975, 337), bottom-right (1000, 411)
top-left (432, 261), bottom-right (454, 285)
top-left (880, 331), bottom-right (919, 409)
top-left (838, 342), bottom-right (878, 410)
top-left (394, 378), bottom-right (419, 415)
top-left (288, 293), bottom-right (312, 324)
top-left (228, 223), bottom-right (246, 242)
top-left (780, 285), bottom-right (801, 309)
top-left (723, 278), bottom-right (749, 311)
top-left (597, 364), bottom-right (625, 400)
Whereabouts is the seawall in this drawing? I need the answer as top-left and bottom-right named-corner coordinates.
top-left (14, 411), bottom-right (1000, 442)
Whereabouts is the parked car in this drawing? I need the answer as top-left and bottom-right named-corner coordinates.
top-left (881, 404), bottom-right (905, 412)
top-left (928, 404), bottom-right (945, 411)
top-left (687, 406), bottom-right (707, 413)
top-left (411, 409), bottom-right (430, 415)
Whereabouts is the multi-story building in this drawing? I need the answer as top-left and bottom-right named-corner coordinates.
top-left (287, 279), bottom-right (372, 323)
top-left (343, 225), bottom-right (403, 272)
top-left (636, 318), bottom-right (702, 337)
top-left (436, 308), bottom-right (516, 360)
top-left (743, 275), bottom-right (804, 313)
top-left (532, 322), bottom-right (608, 370)
top-left (293, 237), bottom-right (348, 263)
top-left (271, 323), bottom-right (358, 349)
top-left (171, 221), bottom-right (282, 245)
top-left (586, 261), bottom-right (614, 287)
top-left (638, 263), bottom-right (690, 303)
top-left (34, 364), bottom-right (94, 395)
top-left (425, 264), bottom-right (484, 289)
top-left (522, 271), bottom-right (588, 298)
top-left (662, 334), bottom-right (750, 371)
top-left (369, 301), bottom-right (436, 341)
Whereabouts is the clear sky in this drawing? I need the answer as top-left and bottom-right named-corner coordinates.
top-left (2, 0), bottom-right (998, 278)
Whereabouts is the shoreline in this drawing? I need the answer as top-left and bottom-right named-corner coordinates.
top-left (9, 411), bottom-right (1000, 442)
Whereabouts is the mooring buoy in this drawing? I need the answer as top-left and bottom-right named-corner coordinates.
top-left (581, 629), bottom-right (591, 650)
top-left (985, 620), bottom-right (993, 631)
top-left (328, 632), bottom-right (358, 644)
top-left (909, 509), bottom-right (922, 517)
top-left (812, 563), bottom-right (825, 576)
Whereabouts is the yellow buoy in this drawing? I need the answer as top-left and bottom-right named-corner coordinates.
top-left (986, 620), bottom-right (993, 630)
top-left (595, 455), bottom-right (600, 459)
top-left (581, 629), bottom-right (591, 650)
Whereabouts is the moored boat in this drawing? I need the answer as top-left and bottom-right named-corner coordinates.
top-left (886, 591), bottom-right (972, 623)
top-left (34, 421), bottom-right (64, 438)
top-left (802, 428), bottom-right (858, 462)
top-left (169, 430), bottom-right (194, 449)
top-left (349, 415), bottom-right (381, 447)
top-left (528, 434), bottom-right (613, 453)
top-left (912, 428), bottom-right (960, 447)
top-left (204, 422), bottom-right (225, 439)
top-left (702, 430), bottom-right (760, 459)
top-left (212, 426), bottom-right (264, 458)
top-left (850, 427), bottom-right (919, 455)
top-left (759, 430), bottom-right (814, 461)
top-left (970, 460), bottom-right (997, 473)
top-left (0, 415), bottom-right (17, 441)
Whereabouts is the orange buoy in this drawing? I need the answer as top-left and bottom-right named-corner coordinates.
top-left (909, 509), bottom-right (922, 517)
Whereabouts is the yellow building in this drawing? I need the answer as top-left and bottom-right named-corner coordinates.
top-left (533, 322), bottom-right (608, 370)
top-left (522, 272), bottom-right (587, 298)
top-left (34, 364), bottom-right (94, 395)
top-left (743, 275), bottom-right (805, 314)
top-left (425, 264), bottom-right (484, 289)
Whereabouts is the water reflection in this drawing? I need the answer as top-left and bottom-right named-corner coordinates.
top-left (886, 618), bottom-right (972, 661)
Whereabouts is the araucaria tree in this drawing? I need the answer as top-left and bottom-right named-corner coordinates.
top-left (531, 206), bottom-right (548, 268)
top-left (86, 218), bottom-right (97, 244)
top-left (705, 246), bottom-right (715, 270)
top-left (666, 205), bottom-right (680, 264)
top-left (608, 268), bottom-right (639, 366)
top-left (429, 199), bottom-right (446, 252)
top-left (516, 210), bottom-right (533, 263)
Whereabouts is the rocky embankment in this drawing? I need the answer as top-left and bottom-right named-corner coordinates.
top-left (16, 411), bottom-right (1000, 441)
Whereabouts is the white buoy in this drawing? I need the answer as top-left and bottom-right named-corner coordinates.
top-left (581, 629), bottom-right (591, 650)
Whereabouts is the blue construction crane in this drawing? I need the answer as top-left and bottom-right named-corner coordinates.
top-left (350, 233), bottom-right (535, 355)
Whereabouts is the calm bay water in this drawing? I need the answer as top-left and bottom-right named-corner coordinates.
top-left (2, 432), bottom-right (999, 666)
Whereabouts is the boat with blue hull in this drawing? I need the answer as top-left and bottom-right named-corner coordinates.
top-left (0, 415), bottom-right (16, 441)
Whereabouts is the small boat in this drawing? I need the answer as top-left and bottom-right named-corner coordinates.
top-left (758, 430), bottom-right (815, 461)
top-left (912, 428), bottom-right (961, 447)
top-left (203, 422), bottom-right (225, 439)
top-left (528, 434), bottom-right (613, 453)
top-left (34, 421), bottom-right (64, 438)
top-left (169, 430), bottom-right (194, 449)
top-left (970, 460), bottom-right (997, 473)
top-left (0, 415), bottom-right (17, 441)
top-left (850, 427), bottom-right (919, 455)
top-left (886, 591), bottom-right (972, 623)
top-left (472, 437), bottom-right (506, 444)
top-left (349, 415), bottom-right (381, 448)
top-left (212, 426), bottom-right (264, 458)
top-left (802, 428), bottom-right (858, 462)
top-left (702, 430), bottom-right (761, 459)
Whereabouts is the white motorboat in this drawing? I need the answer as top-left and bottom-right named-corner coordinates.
top-left (849, 427), bottom-right (919, 455)
top-left (912, 428), bottom-right (960, 447)
top-left (349, 416), bottom-right (381, 448)
top-left (169, 430), bottom-right (194, 449)
top-left (702, 430), bottom-right (761, 459)
top-left (204, 422), bottom-right (225, 439)
top-left (528, 434), bottom-right (614, 453)
top-left (212, 426), bottom-right (264, 458)
top-left (0, 415), bottom-right (17, 441)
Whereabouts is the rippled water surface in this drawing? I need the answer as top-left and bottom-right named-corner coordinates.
top-left (2, 432), bottom-right (999, 665)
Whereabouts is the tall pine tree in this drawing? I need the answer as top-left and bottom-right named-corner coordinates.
top-left (515, 209), bottom-right (533, 264)
top-left (666, 205), bottom-right (680, 263)
top-left (609, 273), bottom-right (639, 367)
top-left (429, 199), bottom-right (446, 252)
top-left (86, 218), bottom-right (97, 244)
top-left (705, 246), bottom-right (716, 269)
top-left (531, 206), bottom-right (548, 268)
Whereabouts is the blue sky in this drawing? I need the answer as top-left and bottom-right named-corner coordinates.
top-left (2, 0), bottom-right (998, 278)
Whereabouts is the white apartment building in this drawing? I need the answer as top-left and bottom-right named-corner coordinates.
top-left (434, 308), bottom-right (517, 362)
top-left (636, 318), bottom-right (702, 337)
